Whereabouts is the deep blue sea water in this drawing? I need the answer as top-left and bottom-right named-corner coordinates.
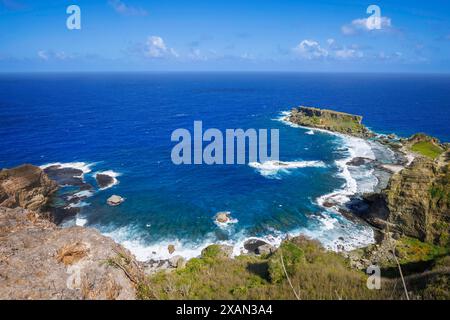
top-left (0, 73), bottom-right (449, 259)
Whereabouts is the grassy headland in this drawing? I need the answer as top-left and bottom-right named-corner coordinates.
top-left (288, 106), bottom-right (373, 138)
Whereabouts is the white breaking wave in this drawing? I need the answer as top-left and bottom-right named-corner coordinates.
top-left (103, 226), bottom-right (221, 261)
top-left (298, 213), bottom-right (375, 252)
top-left (102, 225), bottom-right (283, 261)
top-left (274, 109), bottom-right (378, 249)
top-left (102, 217), bottom-right (374, 261)
top-left (317, 135), bottom-right (377, 207)
top-left (305, 130), bottom-right (315, 135)
top-left (67, 190), bottom-right (94, 201)
top-left (95, 170), bottom-right (121, 190)
top-left (65, 201), bottom-right (90, 209)
top-left (40, 161), bottom-right (94, 178)
top-left (274, 110), bottom-right (301, 128)
top-left (213, 211), bottom-right (239, 229)
top-left (274, 110), bottom-right (378, 205)
top-left (249, 160), bottom-right (326, 178)
top-left (75, 216), bottom-right (88, 227)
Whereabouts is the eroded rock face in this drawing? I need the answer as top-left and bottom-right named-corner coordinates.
top-left (0, 206), bottom-right (142, 300)
top-left (0, 164), bottom-right (58, 211)
top-left (0, 164), bottom-right (142, 300)
top-left (360, 151), bottom-right (450, 245)
top-left (385, 153), bottom-right (450, 244)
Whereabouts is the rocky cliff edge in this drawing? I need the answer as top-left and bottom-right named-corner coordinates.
top-left (0, 165), bottom-right (142, 300)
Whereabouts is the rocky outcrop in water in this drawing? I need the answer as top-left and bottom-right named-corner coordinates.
top-left (96, 173), bottom-right (114, 189)
top-left (107, 195), bottom-right (125, 206)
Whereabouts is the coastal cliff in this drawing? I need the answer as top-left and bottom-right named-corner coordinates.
top-left (0, 165), bottom-right (142, 300)
top-left (289, 106), bottom-right (373, 138)
top-left (289, 107), bottom-right (449, 247)
top-left (363, 148), bottom-right (449, 245)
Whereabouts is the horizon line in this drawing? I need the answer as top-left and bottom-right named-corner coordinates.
top-left (1, 70), bottom-right (450, 75)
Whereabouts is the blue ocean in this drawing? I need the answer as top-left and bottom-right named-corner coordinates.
top-left (1, 72), bottom-right (449, 259)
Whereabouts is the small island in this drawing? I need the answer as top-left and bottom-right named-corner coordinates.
top-left (289, 106), bottom-right (373, 138)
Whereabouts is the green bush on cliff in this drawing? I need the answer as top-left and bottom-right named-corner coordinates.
top-left (410, 141), bottom-right (443, 159)
top-left (268, 241), bottom-right (304, 283)
top-left (138, 236), bottom-right (393, 300)
top-left (395, 237), bottom-right (448, 264)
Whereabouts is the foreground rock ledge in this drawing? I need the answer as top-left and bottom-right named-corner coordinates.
top-left (0, 165), bottom-right (142, 300)
top-left (0, 206), bottom-right (142, 300)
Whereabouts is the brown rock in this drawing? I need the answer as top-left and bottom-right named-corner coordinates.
top-left (96, 174), bottom-right (114, 189)
top-left (168, 244), bottom-right (175, 254)
top-left (201, 244), bottom-right (234, 259)
top-left (0, 164), bottom-right (57, 211)
top-left (168, 255), bottom-right (186, 268)
top-left (215, 211), bottom-right (230, 223)
top-left (0, 206), bottom-right (142, 300)
top-left (244, 239), bottom-right (275, 255)
top-left (107, 195), bottom-right (124, 206)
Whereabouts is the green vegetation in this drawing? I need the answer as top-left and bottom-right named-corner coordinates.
top-left (410, 141), bottom-right (443, 159)
top-left (289, 107), bottom-right (370, 137)
top-left (421, 256), bottom-right (450, 299)
top-left (134, 236), bottom-right (450, 300)
top-left (138, 237), bottom-right (398, 300)
top-left (433, 221), bottom-right (450, 247)
top-left (395, 237), bottom-right (448, 264)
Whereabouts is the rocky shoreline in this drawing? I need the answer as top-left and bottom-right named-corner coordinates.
top-left (287, 106), bottom-right (449, 271)
top-left (1, 107), bottom-right (448, 299)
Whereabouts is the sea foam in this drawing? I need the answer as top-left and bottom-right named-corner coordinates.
top-left (40, 161), bottom-right (94, 178)
top-left (249, 160), bottom-right (326, 178)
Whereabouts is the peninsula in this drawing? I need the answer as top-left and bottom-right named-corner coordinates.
top-left (289, 106), bottom-right (374, 138)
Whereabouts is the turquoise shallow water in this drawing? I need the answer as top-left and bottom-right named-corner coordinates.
top-left (0, 72), bottom-right (449, 259)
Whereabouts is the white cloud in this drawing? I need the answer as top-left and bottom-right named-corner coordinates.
top-left (293, 40), bottom-right (328, 59)
top-left (109, 0), bottom-right (148, 16)
top-left (341, 16), bottom-right (392, 35)
top-left (334, 48), bottom-right (363, 59)
top-left (37, 50), bottom-right (75, 61)
top-left (146, 36), bottom-right (178, 58)
top-left (188, 49), bottom-right (208, 61)
top-left (240, 52), bottom-right (255, 60)
top-left (326, 39), bottom-right (364, 60)
top-left (37, 50), bottom-right (49, 60)
top-left (326, 38), bottom-right (343, 50)
top-left (376, 51), bottom-right (403, 61)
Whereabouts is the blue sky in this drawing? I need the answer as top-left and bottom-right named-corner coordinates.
top-left (1, 0), bottom-right (450, 72)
